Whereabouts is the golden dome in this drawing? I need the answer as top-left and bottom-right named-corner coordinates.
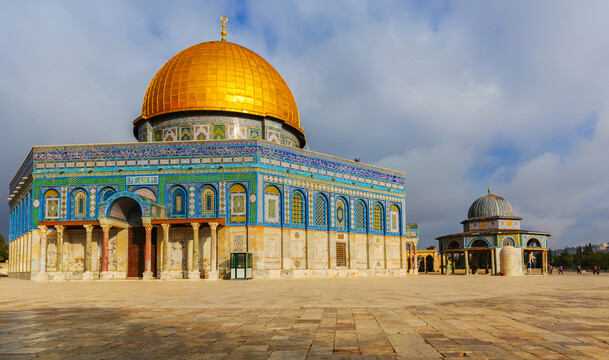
top-left (137, 41), bottom-right (303, 136)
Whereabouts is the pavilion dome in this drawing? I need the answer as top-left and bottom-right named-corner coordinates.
top-left (467, 192), bottom-right (514, 219)
top-left (134, 40), bottom-right (304, 140)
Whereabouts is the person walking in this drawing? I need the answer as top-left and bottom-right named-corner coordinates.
top-left (558, 265), bottom-right (564, 274)
top-left (577, 264), bottom-right (582, 274)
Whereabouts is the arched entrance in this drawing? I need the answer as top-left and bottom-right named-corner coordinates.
top-left (107, 197), bottom-right (157, 278)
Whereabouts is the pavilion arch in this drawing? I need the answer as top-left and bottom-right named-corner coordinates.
top-left (105, 194), bottom-right (146, 227)
top-left (290, 189), bottom-right (306, 226)
top-left (502, 237), bottom-right (515, 247)
top-left (527, 238), bottom-right (542, 247)
top-left (264, 185), bottom-right (282, 224)
top-left (448, 240), bottom-right (461, 250)
top-left (168, 185), bottom-right (187, 217)
top-left (133, 186), bottom-right (157, 202)
top-left (470, 238), bottom-right (490, 248)
top-left (199, 184), bottom-right (217, 217)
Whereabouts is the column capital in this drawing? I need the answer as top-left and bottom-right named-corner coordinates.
top-left (55, 225), bottom-right (65, 234)
top-left (83, 224), bottom-right (94, 232)
top-left (143, 223), bottom-right (154, 232)
top-left (191, 222), bottom-right (201, 231)
top-left (39, 225), bottom-right (48, 232)
top-left (209, 222), bottom-right (219, 231)
top-left (101, 224), bottom-right (112, 232)
top-left (161, 223), bottom-right (171, 232)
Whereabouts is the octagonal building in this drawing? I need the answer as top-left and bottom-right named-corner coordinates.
top-left (7, 19), bottom-right (417, 281)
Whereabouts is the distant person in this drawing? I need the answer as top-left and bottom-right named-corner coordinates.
top-left (548, 264), bottom-right (553, 275)
top-left (593, 265), bottom-right (600, 275)
top-left (526, 262), bottom-right (531, 275)
top-left (558, 265), bottom-right (564, 274)
top-left (577, 265), bottom-right (582, 274)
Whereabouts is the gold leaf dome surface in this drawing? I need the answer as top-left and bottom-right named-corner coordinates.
top-left (140, 41), bottom-right (302, 135)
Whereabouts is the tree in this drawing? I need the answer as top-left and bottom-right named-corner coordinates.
top-left (553, 247), bottom-right (573, 268)
top-left (0, 234), bottom-right (7, 262)
top-left (427, 245), bottom-right (436, 250)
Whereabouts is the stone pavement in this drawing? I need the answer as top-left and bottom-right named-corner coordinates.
top-left (1, 273), bottom-right (609, 359)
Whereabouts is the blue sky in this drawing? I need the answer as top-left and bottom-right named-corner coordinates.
top-left (2, 1), bottom-right (609, 249)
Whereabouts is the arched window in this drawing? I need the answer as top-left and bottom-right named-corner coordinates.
top-left (355, 200), bottom-right (366, 231)
top-left (373, 203), bottom-right (383, 232)
top-left (229, 183), bottom-right (247, 222)
top-left (336, 198), bottom-right (347, 229)
top-left (389, 204), bottom-right (400, 233)
top-left (503, 237), bottom-right (515, 247)
top-left (314, 194), bottom-right (328, 228)
top-left (291, 192), bottom-right (304, 225)
top-left (200, 187), bottom-right (216, 217)
top-left (73, 190), bottom-right (87, 218)
top-left (100, 187), bottom-right (116, 202)
top-left (44, 189), bottom-right (60, 220)
top-left (265, 185), bottom-right (281, 224)
top-left (171, 187), bottom-right (187, 217)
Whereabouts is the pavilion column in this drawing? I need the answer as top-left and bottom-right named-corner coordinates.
top-left (440, 252), bottom-right (445, 275)
top-left (52, 226), bottom-right (66, 281)
top-left (161, 223), bottom-right (171, 280)
top-left (208, 222), bottom-right (219, 280)
top-left (142, 223), bottom-right (154, 280)
top-left (36, 226), bottom-right (48, 281)
top-left (464, 250), bottom-right (470, 276)
top-left (542, 251), bottom-right (548, 276)
top-left (100, 224), bottom-right (112, 279)
top-left (407, 243), bottom-right (412, 272)
top-left (412, 243), bottom-right (419, 274)
top-left (82, 224), bottom-right (94, 281)
top-left (189, 223), bottom-right (201, 280)
top-left (491, 249), bottom-right (496, 275)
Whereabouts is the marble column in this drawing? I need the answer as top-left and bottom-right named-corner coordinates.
top-left (143, 223), bottom-right (154, 280)
top-left (160, 223), bottom-right (171, 279)
top-left (82, 224), bottom-right (94, 281)
top-left (36, 226), bottom-right (48, 281)
top-left (100, 224), bottom-right (112, 280)
top-left (189, 223), bottom-right (201, 279)
top-left (413, 244), bottom-right (418, 274)
top-left (207, 222), bottom-right (219, 280)
top-left (464, 250), bottom-right (470, 276)
top-left (53, 226), bottom-right (66, 281)
top-left (491, 249), bottom-right (496, 275)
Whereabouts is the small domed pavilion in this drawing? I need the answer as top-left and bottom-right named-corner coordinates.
top-left (436, 188), bottom-right (551, 275)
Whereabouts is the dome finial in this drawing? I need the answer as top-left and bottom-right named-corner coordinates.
top-left (487, 185), bottom-right (491, 195)
top-left (220, 15), bottom-right (228, 42)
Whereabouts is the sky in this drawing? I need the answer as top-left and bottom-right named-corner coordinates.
top-left (1, 0), bottom-right (609, 249)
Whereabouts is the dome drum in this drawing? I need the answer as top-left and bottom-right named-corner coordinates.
top-left (134, 111), bottom-right (302, 147)
top-left (135, 40), bottom-right (305, 147)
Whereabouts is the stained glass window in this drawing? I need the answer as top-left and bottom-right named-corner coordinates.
top-left (291, 192), bottom-right (304, 225)
top-left (314, 194), bottom-right (327, 227)
top-left (265, 186), bottom-right (281, 224)
top-left (390, 204), bottom-right (400, 233)
top-left (172, 187), bottom-right (186, 217)
top-left (44, 189), bottom-right (60, 220)
top-left (101, 188), bottom-right (116, 201)
top-left (336, 198), bottom-right (346, 229)
top-left (374, 204), bottom-right (383, 231)
top-left (74, 191), bottom-right (87, 218)
top-left (355, 201), bottom-right (366, 231)
top-left (201, 187), bottom-right (216, 216)
top-left (230, 183), bottom-right (247, 222)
